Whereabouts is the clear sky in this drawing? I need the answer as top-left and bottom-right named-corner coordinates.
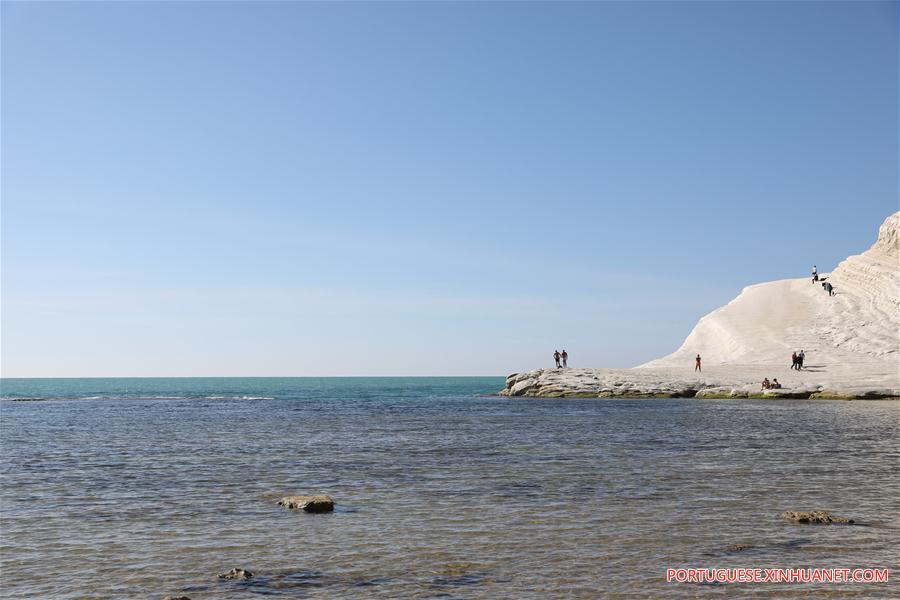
top-left (2, 1), bottom-right (897, 377)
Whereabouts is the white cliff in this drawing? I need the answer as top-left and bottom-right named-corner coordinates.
top-left (502, 212), bottom-right (900, 399)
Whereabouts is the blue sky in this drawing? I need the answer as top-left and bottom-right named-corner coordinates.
top-left (2, 2), bottom-right (897, 377)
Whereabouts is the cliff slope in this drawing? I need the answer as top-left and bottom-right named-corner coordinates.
top-left (640, 211), bottom-right (899, 369)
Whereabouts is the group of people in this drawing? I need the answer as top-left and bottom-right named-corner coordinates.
top-left (553, 349), bottom-right (568, 368)
top-left (812, 265), bottom-right (836, 296)
top-left (761, 377), bottom-right (782, 390)
top-left (760, 350), bottom-right (806, 390)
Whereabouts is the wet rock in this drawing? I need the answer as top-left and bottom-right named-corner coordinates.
top-left (278, 494), bottom-right (335, 513)
top-left (858, 389), bottom-right (898, 399)
top-left (766, 389), bottom-right (814, 399)
top-left (163, 596), bottom-right (192, 600)
top-left (218, 568), bottom-right (253, 580)
top-left (726, 544), bottom-right (752, 552)
top-left (781, 510), bottom-right (854, 524)
top-left (809, 391), bottom-right (856, 400)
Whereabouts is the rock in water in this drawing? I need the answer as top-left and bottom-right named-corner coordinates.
top-left (218, 568), bottom-right (253, 580)
top-left (781, 510), bottom-right (854, 524)
top-left (163, 596), bottom-right (192, 600)
top-left (278, 494), bottom-right (335, 513)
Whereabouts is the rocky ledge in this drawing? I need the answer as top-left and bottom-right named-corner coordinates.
top-left (499, 368), bottom-right (899, 400)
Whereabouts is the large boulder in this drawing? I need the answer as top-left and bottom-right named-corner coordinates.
top-left (781, 510), bottom-right (854, 524)
top-left (509, 379), bottom-right (537, 396)
top-left (278, 495), bottom-right (335, 513)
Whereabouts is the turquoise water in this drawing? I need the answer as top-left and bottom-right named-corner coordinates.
top-left (1, 378), bottom-right (897, 598)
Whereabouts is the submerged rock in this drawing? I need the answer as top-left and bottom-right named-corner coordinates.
top-left (278, 494), bottom-right (335, 513)
top-left (218, 568), bottom-right (253, 580)
top-left (163, 596), bottom-right (192, 600)
top-left (781, 510), bottom-right (855, 524)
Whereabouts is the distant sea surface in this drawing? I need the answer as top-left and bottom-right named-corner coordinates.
top-left (1, 377), bottom-right (897, 598)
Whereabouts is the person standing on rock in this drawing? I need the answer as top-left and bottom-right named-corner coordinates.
top-left (791, 351), bottom-right (798, 370)
top-left (825, 282), bottom-right (834, 296)
top-left (561, 349), bottom-right (568, 368)
top-left (553, 350), bottom-right (561, 368)
top-left (798, 350), bottom-right (805, 369)
top-left (695, 354), bottom-right (702, 372)
top-left (812, 265), bottom-right (818, 283)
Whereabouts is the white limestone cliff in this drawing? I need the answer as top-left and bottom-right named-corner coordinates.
top-left (502, 212), bottom-right (900, 399)
top-left (641, 211), bottom-right (899, 368)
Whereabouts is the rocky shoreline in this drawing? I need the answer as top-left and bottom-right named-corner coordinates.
top-left (499, 368), bottom-right (900, 400)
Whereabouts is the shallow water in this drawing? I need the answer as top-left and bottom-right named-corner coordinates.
top-left (1, 377), bottom-right (898, 598)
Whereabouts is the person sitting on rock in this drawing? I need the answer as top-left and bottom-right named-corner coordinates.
top-left (553, 350), bottom-right (561, 368)
top-left (561, 349), bottom-right (568, 368)
top-left (761, 378), bottom-right (771, 390)
top-left (771, 378), bottom-right (781, 389)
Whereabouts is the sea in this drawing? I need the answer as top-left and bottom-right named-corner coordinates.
top-left (0, 377), bottom-right (897, 599)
